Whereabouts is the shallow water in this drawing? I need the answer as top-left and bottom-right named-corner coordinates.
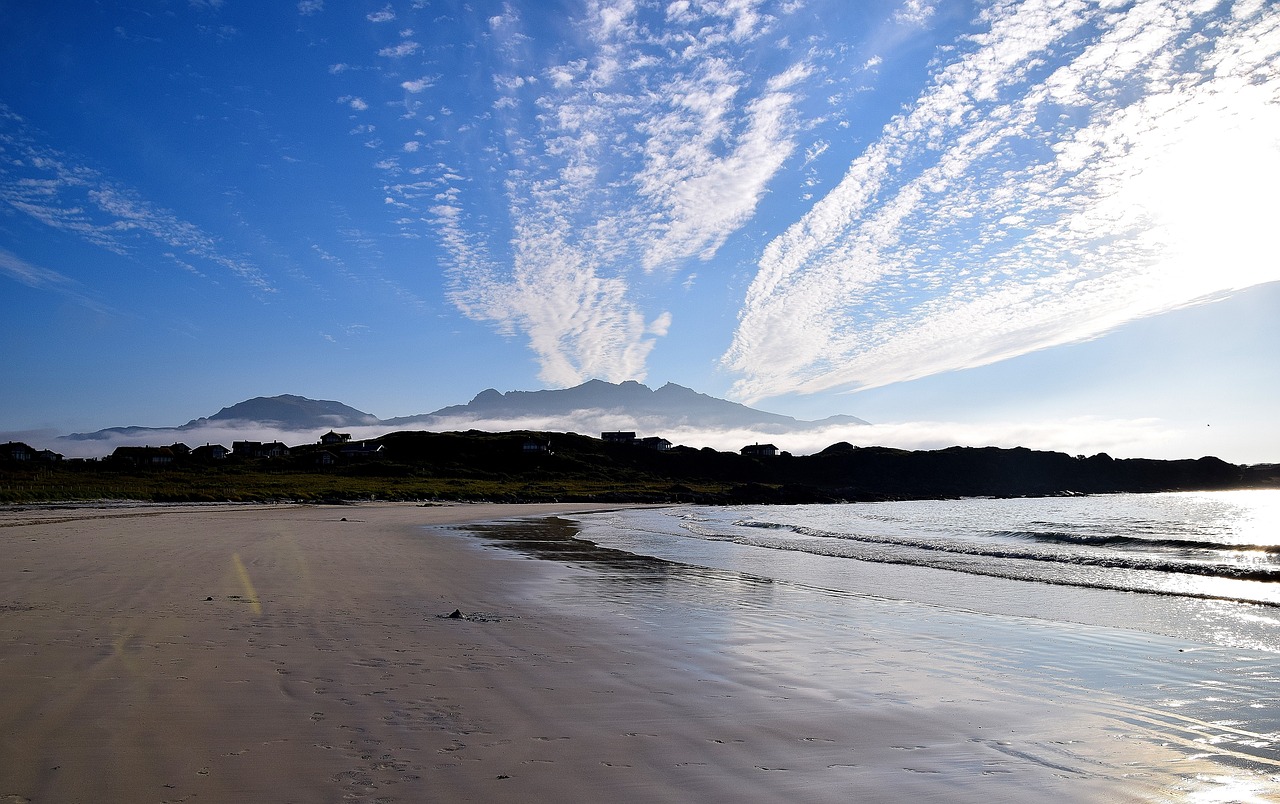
top-left (457, 510), bottom-right (1280, 801)
top-left (570, 492), bottom-right (1280, 653)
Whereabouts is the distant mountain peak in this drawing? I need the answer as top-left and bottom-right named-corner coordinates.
top-left (60, 380), bottom-right (868, 452)
top-left (384, 379), bottom-right (868, 432)
top-left (198, 395), bottom-right (379, 427)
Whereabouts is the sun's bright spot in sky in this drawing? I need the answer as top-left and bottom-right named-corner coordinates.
top-left (1122, 90), bottom-right (1280, 305)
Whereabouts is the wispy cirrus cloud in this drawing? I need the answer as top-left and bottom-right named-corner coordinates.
top-left (410, 0), bottom-right (812, 386)
top-left (724, 0), bottom-right (1280, 402)
top-left (0, 246), bottom-right (113, 314)
top-left (367, 5), bottom-right (396, 23)
top-left (0, 105), bottom-right (274, 294)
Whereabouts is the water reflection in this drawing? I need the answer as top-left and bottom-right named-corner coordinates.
top-left (458, 516), bottom-right (778, 603)
top-left (451, 515), bottom-right (1280, 793)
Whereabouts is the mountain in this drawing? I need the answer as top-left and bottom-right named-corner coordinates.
top-left (196, 394), bottom-right (380, 429)
top-left (386, 380), bottom-right (869, 432)
top-left (59, 381), bottom-right (868, 446)
top-left (62, 394), bottom-right (380, 441)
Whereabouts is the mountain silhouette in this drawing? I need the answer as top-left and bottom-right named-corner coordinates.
top-left (387, 379), bottom-right (868, 431)
top-left (61, 381), bottom-right (867, 442)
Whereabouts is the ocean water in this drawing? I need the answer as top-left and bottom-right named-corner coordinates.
top-left (454, 491), bottom-right (1280, 796)
top-left (569, 490), bottom-right (1280, 652)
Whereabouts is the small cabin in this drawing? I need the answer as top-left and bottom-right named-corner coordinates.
top-left (522, 438), bottom-right (551, 454)
top-left (339, 441), bottom-right (384, 460)
top-left (110, 446), bottom-right (175, 466)
top-left (637, 436), bottom-right (673, 451)
top-left (740, 443), bottom-right (779, 457)
top-left (3, 442), bottom-right (34, 462)
top-left (320, 430), bottom-right (352, 445)
top-left (602, 431), bottom-right (636, 444)
top-left (192, 443), bottom-right (229, 461)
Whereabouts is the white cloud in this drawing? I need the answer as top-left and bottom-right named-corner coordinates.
top-left (894, 0), bottom-right (936, 27)
top-left (367, 4), bottom-right (395, 23)
top-left (379, 41), bottom-right (419, 58)
top-left (401, 75), bottom-right (437, 93)
top-left (725, 0), bottom-right (1280, 403)
top-left (432, 1), bottom-right (815, 385)
top-left (298, 0), bottom-right (323, 15)
top-left (0, 246), bottom-right (76, 290)
top-left (0, 106), bottom-right (273, 294)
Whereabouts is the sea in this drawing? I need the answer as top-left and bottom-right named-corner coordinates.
top-left (567, 489), bottom-right (1280, 653)
top-left (458, 489), bottom-right (1280, 795)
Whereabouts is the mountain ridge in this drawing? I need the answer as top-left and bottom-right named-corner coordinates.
top-left (60, 381), bottom-right (869, 442)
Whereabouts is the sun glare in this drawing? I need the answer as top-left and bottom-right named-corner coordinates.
top-left (1122, 87), bottom-right (1280, 306)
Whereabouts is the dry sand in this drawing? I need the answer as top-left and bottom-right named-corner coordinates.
top-left (0, 502), bottom-right (1273, 803)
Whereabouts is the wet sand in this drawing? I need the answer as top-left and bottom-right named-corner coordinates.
top-left (1, 502), bottom-right (1277, 802)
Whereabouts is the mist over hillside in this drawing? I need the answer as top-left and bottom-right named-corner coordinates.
top-left (53, 381), bottom-right (870, 458)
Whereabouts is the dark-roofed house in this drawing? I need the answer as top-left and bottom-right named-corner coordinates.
top-left (192, 444), bottom-right (229, 462)
top-left (232, 441), bottom-right (291, 459)
top-left (740, 443), bottom-right (779, 457)
top-left (320, 430), bottom-right (351, 445)
top-left (637, 436), bottom-right (673, 451)
top-left (601, 431), bottom-right (636, 444)
top-left (339, 441), bottom-right (384, 460)
top-left (111, 446), bottom-right (176, 466)
top-left (3, 442), bottom-right (35, 462)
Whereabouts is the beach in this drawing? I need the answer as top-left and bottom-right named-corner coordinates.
top-left (2, 502), bottom-right (1277, 803)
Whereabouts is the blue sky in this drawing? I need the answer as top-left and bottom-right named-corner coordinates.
top-left (2, 0), bottom-right (1278, 462)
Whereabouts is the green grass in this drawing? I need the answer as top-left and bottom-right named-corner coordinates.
top-left (0, 463), bottom-right (737, 505)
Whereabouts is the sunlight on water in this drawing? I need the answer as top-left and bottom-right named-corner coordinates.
top-left (1187, 490), bottom-right (1280, 548)
top-left (574, 491), bottom-right (1280, 652)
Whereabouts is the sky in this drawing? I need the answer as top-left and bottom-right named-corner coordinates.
top-left (2, 0), bottom-right (1278, 463)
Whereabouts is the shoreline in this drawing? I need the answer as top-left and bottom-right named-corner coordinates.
top-left (2, 502), bottom-right (1277, 802)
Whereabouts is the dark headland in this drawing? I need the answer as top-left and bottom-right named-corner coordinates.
top-left (3, 429), bottom-right (1277, 505)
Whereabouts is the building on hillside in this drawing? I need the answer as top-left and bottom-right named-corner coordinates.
top-left (36, 449), bottom-right (64, 462)
top-left (320, 430), bottom-right (351, 445)
top-left (637, 436), bottom-right (673, 451)
top-left (522, 438), bottom-right (551, 453)
top-left (339, 441), bottom-right (384, 460)
top-left (110, 446), bottom-right (176, 466)
top-left (232, 441), bottom-right (291, 459)
top-left (3, 442), bottom-right (34, 462)
top-left (601, 431), bottom-right (636, 444)
top-left (192, 443), bottom-right (229, 461)
top-left (740, 443), bottom-right (779, 457)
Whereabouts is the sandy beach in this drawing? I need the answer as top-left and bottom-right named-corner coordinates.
top-left (2, 502), bottom-right (1277, 803)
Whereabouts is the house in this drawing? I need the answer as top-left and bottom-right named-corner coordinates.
top-left (314, 450), bottom-right (337, 466)
top-left (35, 449), bottom-right (64, 462)
top-left (110, 446), bottom-right (175, 466)
top-left (3, 442), bottom-right (34, 462)
top-left (168, 443), bottom-right (192, 458)
top-left (740, 443), bottom-right (779, 457)
top-left (602, 431), bottom-right (636, 444)
top-left (522, 438), bottom-right (551, 453)
top-left (232, 441), bottom-right (291, 459)
top-left (637, 436), bottom-right (673, 451)
top-left (191, 443), bottom-right (229, 461)
top-left (339, 441), bottom-right (385, 460)
top-left (320, 430), bottom-right (351, 445)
